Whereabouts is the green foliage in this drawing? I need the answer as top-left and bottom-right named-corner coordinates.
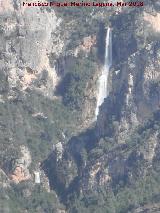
top-left (3, 184), bottom-right (64, 213)
top-left (98, 137), bottom-right (116, 153)
top-left (0, 87), bottom-right (81, 171)
top-left (59, 57), bottom-right (96, 110)
top-left (89, 148), bottom-right (104, 159)
top-left (115, 170), bottom-right (160, 213)
top-left (66, 110), bottom-right (160, 213)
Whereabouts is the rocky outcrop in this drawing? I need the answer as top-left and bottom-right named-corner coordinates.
top-left (40, 4), bottom-right (160, 212)
top-left (1, 0), bottom-right (160, 212)
top-left (134, 203), bottom-right (160, 213)
top-left (74, 35), bottom-right (96, 57)
top-left (97, 16), bottom-right (160, 142)
top-left (143, 12), bottom-right (160, 33)
top-left (81, 159), bottom-right (111, 193)
top-left (10, 145), bottom-right (31, 183)
top-left (0, 0), bottom-right (64, 100)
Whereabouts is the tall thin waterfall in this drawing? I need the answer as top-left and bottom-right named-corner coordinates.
top-left (95, 27), bottom-right (112, 119)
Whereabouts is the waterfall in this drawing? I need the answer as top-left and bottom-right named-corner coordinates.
top-left (95, 27), bottom-right (112, 119)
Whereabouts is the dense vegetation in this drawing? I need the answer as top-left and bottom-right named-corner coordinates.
top-left (0, 184), bottom-right (64, 213)
top-left (1, 1), bottom-right (160, 212)
top-left (65, 111), bottom-right (160, 213)
top-left (57, 56), bottom-right (97, 110)
top-left (2, 110), bottom-right (160, 212)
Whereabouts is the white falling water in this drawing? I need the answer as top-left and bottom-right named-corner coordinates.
top-left (95, 27), bottom-right (112, 119)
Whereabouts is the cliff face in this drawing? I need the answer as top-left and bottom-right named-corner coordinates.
top-left (1, 1), bottom-right (160, 213)
top-left (1, 0), bottom-right (63, 95)
top-left (42, 3), bottom-right (160, 213)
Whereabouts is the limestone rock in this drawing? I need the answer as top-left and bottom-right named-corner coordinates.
top-left (10, 145), bottom-right (31, 183)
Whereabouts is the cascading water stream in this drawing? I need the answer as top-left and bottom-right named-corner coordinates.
top-left (95, 27), bottom-right (112, 119)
